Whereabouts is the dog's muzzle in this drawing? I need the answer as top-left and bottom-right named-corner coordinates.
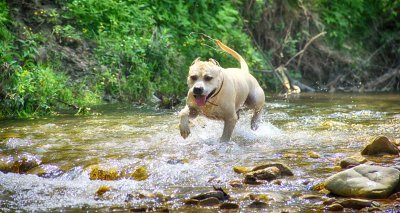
top-left (193, 86), bottom-right (204, 95)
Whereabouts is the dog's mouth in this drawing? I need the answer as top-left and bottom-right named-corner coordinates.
top-left (194, 89), bottom-right (216, 106)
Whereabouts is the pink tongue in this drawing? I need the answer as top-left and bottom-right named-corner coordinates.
top-left (195, 95), bottom-right (207, 106)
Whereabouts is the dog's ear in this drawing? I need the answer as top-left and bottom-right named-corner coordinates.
top-left (208, 58), bottom-right (220, 66)
top-left (191, 57), bottom-right (201, 65)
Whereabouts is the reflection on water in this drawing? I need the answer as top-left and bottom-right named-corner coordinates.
top-left (0, 93), bottom-right (399, 211)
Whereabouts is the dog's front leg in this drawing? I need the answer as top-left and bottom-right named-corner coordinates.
top-left (179, 105), bottom-right (198, 139)
top-left (220, 116), bottom-right (238, 142)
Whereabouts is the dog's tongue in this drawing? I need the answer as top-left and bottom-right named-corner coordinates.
top-left (195, 95), bottom-right (207, 106)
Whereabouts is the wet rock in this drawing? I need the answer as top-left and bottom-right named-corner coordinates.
top-left (0, 153), bottom-right (41, 174)
top-left (252, 163), bottom-right (294, 176)
top-left (300, 194), bottom-right (323, 200)
top-left (243, 174), bottom-right (261, 185)
top-left (219, 202), bottom-right (239, 210)
top-left (340, 155), bottom-right (367, 169)
top-left (130, 166), bottom-right (149, 181)
top-left (26, 164), bottom-right (63, 178)
top-left (199, 197), bottom-right (220, 206)
top-left (89, 165), bottom-right (120, 180)
top-left (326, 203), bottom-right (344, 211)
top-left (307, 151), bottom-right (321, 158)
top-left (184, 199), bottom-right (199, 205)
top-left (361, 136), bottom-right (399, 156)
top-left (228, 180), bottom-right (243, 188)
top-left (247, 166), bottom-right (280, 181)
top-left (336, 198), bottom-right (380, 209)
top-left (233, 166), bottom-right (250, 174)
top-left (322, 198), bottom-right (337, 205)
top-left (96, 185), bottom-right (110, 197)
top-left (271, 179), bottom-right (282, 185)
top-left (247, 201), bottom-right (268, 208)
top-left (130, 206), bottom-right (148, 212)
top-left (191, 188), bottom-right (229, 201)
top-left (248, 194), bottom-right (272, 202)
top-left (389, 192), bottom-right (400, 199)
top-left (325, 165), bottom-right (400, 198)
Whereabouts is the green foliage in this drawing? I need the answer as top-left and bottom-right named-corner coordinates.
top-left (64, 0), bottom-right (267, 101)
top-left (316, 0), bottom-right (400, 49)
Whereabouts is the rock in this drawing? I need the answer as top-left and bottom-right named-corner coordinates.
top-left (89, 165), bottom-right (120, 180)
top-left (130, 166), bottom-right (149, 181)
top-left (322, 198), bottom-right (337, 205)
top-left (184, 199), bottom-right (199, 205)
top-left (300, 194), bottom-right (323, 200)
top-left (251, 163), bottom-right (294, 176)
top-left (228, 180), bottom-right (243, 188)
top-left (325, 165), bottom-right (400, 198)
top-left (340, 155), bottom-right (367, 169)
top-left (219, 202), bottom-right (239, 210)
top-left (247, 166), bottom-right (280, 181)
top-left (326, 203), bottom-right (344, 211)
top-left (233, 166), bottom-right (250, 174)
top-left (388, 192), bottom-right (400, 199)
top-left (96, 185), bottom-right (110, 197)
top-left (248, 194), bottom-right (272, 202)
top-left (308, 151), bottom-right (321, 158)
top-left (361, 136), bottom-right (399, 156)
top-left (26, 164), bottom-right (63, 178)
top-left (243, 175), bottom-right (261, 185)
top-left (247, 201), bottom-right (268, 208)
top-left (199, 197), bottom-right (220, 206)
top-left (191, 190), bottom-right (229, 201)
top-left (337, 198), bottom-right (380, 209)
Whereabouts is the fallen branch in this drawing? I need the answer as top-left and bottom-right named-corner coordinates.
top-left (285, 31), bottom-right (326, 67)
top-left (365, 68), bottom-right (399, 90)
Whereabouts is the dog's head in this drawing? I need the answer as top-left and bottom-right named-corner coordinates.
top-left (187, 58), bottom-right (223, 107)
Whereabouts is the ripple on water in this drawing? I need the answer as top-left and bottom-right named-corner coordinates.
top-left (0, 94), bottom-right (399, 211)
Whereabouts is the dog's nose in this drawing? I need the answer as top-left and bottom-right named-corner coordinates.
top-left (193, 86), bottom-right (204, 95)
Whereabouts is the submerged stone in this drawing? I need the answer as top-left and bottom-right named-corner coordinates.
top-left (325, 165), bottom-right (400, 198)
top-left (361, 136), bottom-right (399, 156)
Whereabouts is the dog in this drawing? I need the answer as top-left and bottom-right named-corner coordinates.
top-left (179, 40), bottom-right (265, 142)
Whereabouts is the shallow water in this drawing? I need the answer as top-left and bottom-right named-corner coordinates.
top-left (1, 93), bottom-right (399, 212)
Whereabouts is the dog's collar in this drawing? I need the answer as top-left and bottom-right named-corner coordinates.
top-left (206, 74), bottom-right (224, 106)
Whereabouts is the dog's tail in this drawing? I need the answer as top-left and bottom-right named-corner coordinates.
top-left (215, 39), bottom-right (249, 73)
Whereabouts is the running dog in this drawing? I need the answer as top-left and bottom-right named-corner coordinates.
top-left (179, 40), bottom-right (265, 142)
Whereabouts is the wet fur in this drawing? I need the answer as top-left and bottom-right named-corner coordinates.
top-left (179, 40), bottom-right (265, 142)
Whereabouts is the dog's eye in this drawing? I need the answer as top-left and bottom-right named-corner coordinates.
top-left (204, 76), bottom-right (213, 81)
top-left (190, 75), bottom-right (198, 81)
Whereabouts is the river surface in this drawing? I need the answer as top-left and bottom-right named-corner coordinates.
top-left (1, 93), bottom-right (399, 212)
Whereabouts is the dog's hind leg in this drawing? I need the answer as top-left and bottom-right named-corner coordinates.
top-left (248, 87), bottom-right (265, 131)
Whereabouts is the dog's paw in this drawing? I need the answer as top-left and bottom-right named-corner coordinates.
top-left (179, 124), bottom-right (191, 139)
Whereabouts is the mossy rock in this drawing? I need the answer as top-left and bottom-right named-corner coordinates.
top-left (130, 166), bottom-right (149, 181)
top-left (96, 185), bottom-right (111, 197)
top-left (233, 166), bottom-right (250, 174)
top-left (89, 165), bottom-right (120, 180)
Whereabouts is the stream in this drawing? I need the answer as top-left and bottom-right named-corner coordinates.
top-left (1, 93), bottom-right (400, 212)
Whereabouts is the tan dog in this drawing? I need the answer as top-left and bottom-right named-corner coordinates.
top-left (179, 40), bottom-right (265, 142)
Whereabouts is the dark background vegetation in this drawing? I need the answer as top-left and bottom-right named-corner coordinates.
top-left (1, 0), bottom-right (399, 118)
